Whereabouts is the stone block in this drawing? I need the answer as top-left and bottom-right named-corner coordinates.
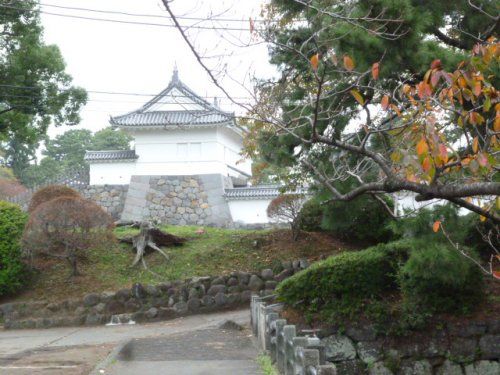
top-left (261, 269), bottom-right (274, 280)
top-left (399, 360), bottom-right (432, 375)
top-left (448, 321), bottom-right (487, 337)
top-left (321, 334), bottom-right (357, 362)
top-left (211, 277), bottom-right (225, 285)
top-left (464, 360), bottom-right (500, 375)
top-left (227, 277), bottom-right (238, 286)
top-left (241, 290), bottom-right (252, 303)
top-left (448, 337), bottom-right (478, 362)
top-left (237, 272), bottom-right (250, 285)
top-left (207, 285), bottom-right (226, 296)
top-left (437, 360), bottom-right (464, 375)
top-left (228, 285), bottom-right (241, 294)
top-left (145, 307), bottom-right (158, 319)
top-left (94, 303), bottom-right (106, 314)
top-left (106, 301), bottom-right (125, 315)
top-left (331, 360), bottom-right (364, 375)
top-left (144, 285), bottom-right (160, 297)
top-left (201, 295), bottom-right (215, 307)
top-left (187, 298), bottom-right (201, 312)
top-left (83, 293), bottom-right (100, 307)
top-left (173, 301), bottom-right (188, 315)
top-left (346, 324), bottom-right (377, 342)
top-left (214, 292), bottom-right (227, 307)
top-left (357, 340), bottom-right (383, 364)
top-left (248, 275), bottom-right (264, 291)
top-left (368, 362), bottom-right (393, 375)
top-left (479, 334), bottom-right (500, 359)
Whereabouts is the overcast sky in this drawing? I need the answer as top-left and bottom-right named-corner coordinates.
top-left (40, 0), bottom-right (272, 138)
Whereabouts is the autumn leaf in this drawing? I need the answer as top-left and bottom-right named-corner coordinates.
top-left (417, 82), bottom-right (432, 99)
top-left (439, 144), bottom-right (448, 164)
top-left (422, 157), bottom-right (432, 172)
top-left (416, 138), bottom-right (429, 156)
top-left (372, 62), bottom-right (379, 80)
top-left (310, 53), bottom-right (319, 71)
top-left (477, 152), bottom-right (489, 167)
top-left (433, 220), bottom-right (441, 233)
top-left (472, 137), bottom-right (479, 153)
top-left (343, 55), bottom-right (354, 71)
top-left (493, 270), bottom-right (500, 280)
top-left (430, 59), bottom-right (442, 70)
top-left (381, 95), bottom-right (390, 110)
top-left (391, 104), bottom-right (401, 117)
top-left (350, 89), bottom-right (365, 105)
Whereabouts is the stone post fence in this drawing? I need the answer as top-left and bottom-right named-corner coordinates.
top-left (251, 295), bottom-right (336, 375)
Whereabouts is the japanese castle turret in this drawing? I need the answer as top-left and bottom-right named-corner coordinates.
top-left (85, 69), bottom-right (281, 226)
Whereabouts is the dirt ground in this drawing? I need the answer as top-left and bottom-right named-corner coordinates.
top-left (0, 344), bottom-right (113, 375)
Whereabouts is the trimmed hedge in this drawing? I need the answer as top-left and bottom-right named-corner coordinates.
top-left (276, 241), bottom-right (414, 312)
top-left (0, 201), bottom-right (28, 296)
top-left (277, 238), bottom-right (485, 322)
top-left (399, 243), bottom-right (484, 313)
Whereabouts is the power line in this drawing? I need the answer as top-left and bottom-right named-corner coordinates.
top-left (0, 3), bottom-right (262, 32)
top-left (0, 86), bottom-right (254, 101)
top-left (39, 2), bottom-right (270, 24)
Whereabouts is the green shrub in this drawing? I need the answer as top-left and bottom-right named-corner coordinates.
top-left (276, 240), bottom-right (414, 315)
top-left (321, 195), bottom-right (395, 244)
top-left (388, 204), bottom-right (464, 242)
top-left (398, 243), bottom-right (484, 314)
top-left (298, 198), bottom-right (323, 231)
top-left (0, 201), bottom-right (28, 296)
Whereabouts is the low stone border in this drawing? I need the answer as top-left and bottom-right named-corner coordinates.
top-left (251, 297), bottom-right (500, 375)
top-left (0, 259), bottom-right (309, 330)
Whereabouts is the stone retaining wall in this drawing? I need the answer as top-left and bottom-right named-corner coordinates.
top-left (80, 185), bottom-right (128, 220)
top-left (251, 297), bottom-right (500, 375)
top-left (0, 259), bottom-right (309, 330)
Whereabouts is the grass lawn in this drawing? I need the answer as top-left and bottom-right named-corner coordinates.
top-left (5, 226), bottom-right (352, 303)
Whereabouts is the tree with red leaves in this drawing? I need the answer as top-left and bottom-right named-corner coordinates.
top-left (22, 196), bottom-right (114, 277)
top-left (267, 194), bottom-right (306, 241)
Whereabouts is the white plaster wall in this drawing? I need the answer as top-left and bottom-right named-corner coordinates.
top-left (228, 199), bottom-right (272, 224)
top-left (122, 127), bottom-right (251, 177)
top-left (89, 162), bottom-right (136, 185)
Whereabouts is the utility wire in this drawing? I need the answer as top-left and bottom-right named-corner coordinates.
top-left (0, 86), bottom-right (254, 101)
top-left (39, 2), bottom-right (270, 23)
top-left (0, 3), bottom-right (262, 32)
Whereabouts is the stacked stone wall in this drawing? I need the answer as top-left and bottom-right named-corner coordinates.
top-left (142, 174), bottom-right (233, 226)
top-left (81, 185), bottom-right (128, 220)
top-left (0, 259), bottom-right (308, 330)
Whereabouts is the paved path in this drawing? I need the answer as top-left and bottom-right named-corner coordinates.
top-left (0, 309), bottom-right (261, 375)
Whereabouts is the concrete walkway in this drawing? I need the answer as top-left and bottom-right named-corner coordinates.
top-left (0, 309), bottom-right (261, 375)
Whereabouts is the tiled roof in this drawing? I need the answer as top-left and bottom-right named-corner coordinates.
top-left (110, 69), bottom-right (235, 129)
top-left (224, 185), bottom-right (308, 200)
top-left (84, 150), bottom-right (138, 162)
top-left (111, 110), bottom-right (231, 127)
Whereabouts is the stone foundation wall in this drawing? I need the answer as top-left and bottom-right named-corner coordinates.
top-left (252, 297), bottom-right (500, 375)
top-left (81, 185), bottom-right (128, 220)
top-left (120, 174), bottom-right (234, 226)
top-left (0, 259), bottom-right (308, 330)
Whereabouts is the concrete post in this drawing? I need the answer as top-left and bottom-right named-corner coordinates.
top-left (292, 337), bottom-right (309, 375)
top-left (258, 303), bottom-right (268, 349)
top-left (266, 312), bottom-right (279, 353)
top-left (275, 319), bottom-right (287, 373)
top-left (283, 325), bottom-right (296, 375)
top-left (296, 347), bottom-right (320, 375)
